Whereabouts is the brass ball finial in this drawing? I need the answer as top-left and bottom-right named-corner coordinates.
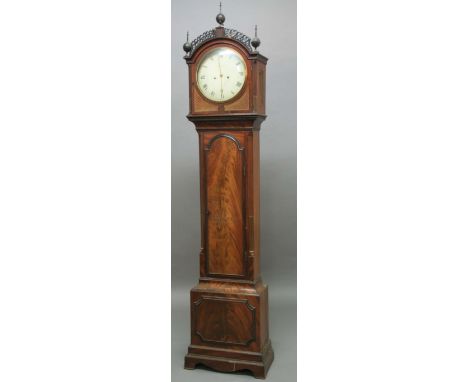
top-left (216, 2), bottom-right (225, 25)
top-left (183, 31), bottom-right (192, 54)
top-left (251, 25), bottom-right (261, 51)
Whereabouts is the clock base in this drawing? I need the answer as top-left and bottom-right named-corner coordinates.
top-left (184, 339), bottom-right (274, 379)
top-left (184, 279), bottom-right (274, 378)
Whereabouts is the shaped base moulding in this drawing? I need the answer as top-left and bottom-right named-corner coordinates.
top-left (184, 339), bottom-right (274, 379)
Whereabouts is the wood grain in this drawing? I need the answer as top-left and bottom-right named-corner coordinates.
top-left (224, 86), bottom-right (250, 111)
top-left (186, 281), bottom-right (273, 378)
top-left (205, 135), bottom-right (245, 276)
top-left (194, 296), bottom-right (255, 345)
top-left (193, 86), bottom-right (218, 112)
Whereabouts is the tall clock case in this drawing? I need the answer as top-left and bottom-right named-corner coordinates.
top-left (183, 24), bottom-right (273, 379)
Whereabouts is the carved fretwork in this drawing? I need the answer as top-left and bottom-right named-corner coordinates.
top-left (224, 28), bottom-right (253, 53)
top-left (187, 27), bottom-right (253, 59)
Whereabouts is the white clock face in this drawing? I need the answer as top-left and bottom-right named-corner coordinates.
top-left (196, 47), bottom-right (247, 103)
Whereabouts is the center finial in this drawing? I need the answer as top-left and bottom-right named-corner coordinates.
top-left (216, 2), bottom-right (225, 26)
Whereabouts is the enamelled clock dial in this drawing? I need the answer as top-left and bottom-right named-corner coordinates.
top-left (196, 47), bottom-right (247, 102)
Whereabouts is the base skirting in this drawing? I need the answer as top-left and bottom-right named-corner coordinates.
top-left (184, 340), bottom-right (274, 379)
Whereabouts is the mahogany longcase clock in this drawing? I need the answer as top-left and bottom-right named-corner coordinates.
top-left (182, 7), bottom-right (274, 379)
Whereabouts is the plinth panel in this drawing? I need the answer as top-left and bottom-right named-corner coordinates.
top-left (194, 296), bottom-right (255, 346)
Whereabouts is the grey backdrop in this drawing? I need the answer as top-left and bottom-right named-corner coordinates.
top-left (172, 1), bottom-right (296, 380)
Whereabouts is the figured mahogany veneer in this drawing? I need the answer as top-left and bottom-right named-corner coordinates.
top-left (185, 279), bottom-right (273, 379)
top-left (205, 134), bottom-right (244, 277)
top-left (183, 25), bottom-right (273, 379)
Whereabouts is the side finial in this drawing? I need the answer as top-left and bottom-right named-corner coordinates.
top-left (216, 2), bottom-right (225, 26)
top-left (251, 25), bottom-right (261, 51)
top-left (183, 31), bottom-right (192, 54)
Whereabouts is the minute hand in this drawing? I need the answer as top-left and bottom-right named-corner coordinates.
top-left (217, 56), bottom-right (223, 97)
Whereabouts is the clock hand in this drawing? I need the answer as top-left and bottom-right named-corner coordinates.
top-left (217, 55), bottom-right (223, 96)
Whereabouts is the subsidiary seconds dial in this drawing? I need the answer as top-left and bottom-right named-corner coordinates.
top-left (196, 47), bottom-right (247, 102)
